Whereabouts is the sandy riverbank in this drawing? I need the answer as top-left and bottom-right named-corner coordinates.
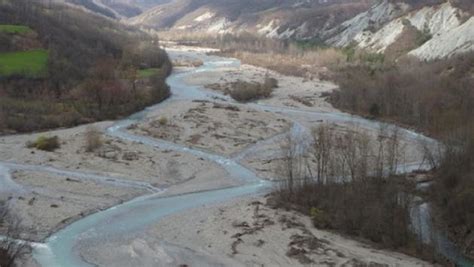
top-left (131, 99), bottom-right (291, 156)
top-left (0, 122), bottom-right (229, 187)
top-left (0, 118), bottom-right (235, 242)
top-left (185, 63), bottom-right (338, 112)
top-left (81, 196), bottom-right (432, 266)
top-left (8, 171), bottom-right (147, 242)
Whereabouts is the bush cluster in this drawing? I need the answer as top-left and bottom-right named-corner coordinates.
top-left (284, 177), bottom-right (414, 249)
top-left (27, 136), bottom-right (60, 151)
top-left (230, 77), bottom-right (277, 102)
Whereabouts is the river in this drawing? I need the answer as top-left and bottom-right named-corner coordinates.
top-left (15, 47), bottom-right (471, 266)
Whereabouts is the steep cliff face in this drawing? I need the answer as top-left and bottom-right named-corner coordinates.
top-left (342, 1), bottom-right (470, 59)
top-left (325, 0), bottom-right (411, 47)
top-left (408, 16), bottom-right (474, 60)
top-left (352, 3), bottom-right (462, 53)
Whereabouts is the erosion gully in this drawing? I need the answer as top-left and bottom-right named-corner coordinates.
top-left (0, 48), bottom-right (470, 266)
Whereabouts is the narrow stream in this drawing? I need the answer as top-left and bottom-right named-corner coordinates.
top-left (23, 48), bottom-right (472, 266)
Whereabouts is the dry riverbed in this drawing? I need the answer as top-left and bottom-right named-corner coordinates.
top-left (8, 171), bottom-right (146, 242)
top-left (81, 197), bottom-right (431, 267)
top-left (0, 122), bottom-right (228, 187)
top-left (131, 100), bottom-right (290, 156)
top-left (185, 63), bottom-right (338, 112)
top-left (0, 120), bottom-right (235, 242)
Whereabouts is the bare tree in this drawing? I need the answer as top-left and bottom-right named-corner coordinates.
top-left (0, 202), bottom-right (29, 267)
top-left (274, 125), bottom-right (419, 250)
top-left (279, 132), bottom-right (307, 195)
top-left (386, 126), bottom-right (402, 176)
top-left (311, 124), bottom-right (334, 184)
top-left (374, 124), bottom-right (388, 177)
top-left (418, 138), bottom-right (442, 170)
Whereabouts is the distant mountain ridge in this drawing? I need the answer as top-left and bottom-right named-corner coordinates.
top-left (127, 0), bottom-right (374, 36)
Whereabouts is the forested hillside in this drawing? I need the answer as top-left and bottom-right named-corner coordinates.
top-left (0, 0), bottom-right (171, 134)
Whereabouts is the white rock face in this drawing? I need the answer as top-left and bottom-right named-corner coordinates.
top-left (194, 12), bottom-right (214, 22)
top-left (257, 20), bottom-right (278, 36)
top-left (409, 3), bottom-right (460, 35)
top-left (334, 1), bottom-right (472, 60)
top-left (355, 2), bottom-right (462, 53)
top-left (206, 17), bottom-right (231, 33)
top-left (409, 17), bottom-right (474, 60)
top-left (326, 0), bottom-right (408, 47)
top-left (257, 19), bottom-right (300, 39)
top-left (355, 19), bottom-right (405, 53)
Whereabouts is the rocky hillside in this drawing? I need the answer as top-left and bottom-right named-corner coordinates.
top-left (126, 0), bottom-right (473, 60)
top-left (327, 0), bottom-right (473, 60)
top-left (128, 0), bottom-right (374, 37)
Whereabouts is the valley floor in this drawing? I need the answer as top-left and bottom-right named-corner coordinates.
top-left (0, 46), bottom-right (433, 266)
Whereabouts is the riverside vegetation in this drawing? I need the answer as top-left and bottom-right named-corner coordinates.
top-left (0, 1), bottom-right (172, 134)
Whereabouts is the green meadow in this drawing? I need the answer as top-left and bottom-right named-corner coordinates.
top-left (0, 49), bottom-right (48, 78)
top-left (138, 68), bottom-right (160, 78)
top-left (0, 24), bottom-right (32, 34)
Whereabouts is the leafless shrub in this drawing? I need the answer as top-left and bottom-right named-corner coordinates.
top-left (0, 111), bottom-right (5, 133)
top-left (263, 76), bottom-right (278, 89)
top-left (26, 136), bottom-right (60, 152)
top-left (289, 95), bottom-right (313, 107)
top-left (158, 116), bottom-right (168, 126)
top-left (84, 126), bottom-right (103, 152)
top-left (0, 202), bottom-right (29, 267)
top-left (418, 138), bottom-right (442, 170)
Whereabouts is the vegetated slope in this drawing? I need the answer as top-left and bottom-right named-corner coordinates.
top-left (62, 0), bottom-right (174, 18)
top-left (130, 0), bottom-right (473, 60)
top-left (108, 0), bottom-right (173, 10)
top-left (100, 0), bottom-right (143, 17)
top-left (65, 0), bottom-right (119, 18)
top-left (0, 0), bottom-right (171, 133)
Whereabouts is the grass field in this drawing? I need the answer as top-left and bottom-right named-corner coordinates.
top-left (0, 24), bottom-right (32, 34)
top-left (0, 49), bottom-right (48, 78)
top-left (138, 68), bottom-right (160, 78)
